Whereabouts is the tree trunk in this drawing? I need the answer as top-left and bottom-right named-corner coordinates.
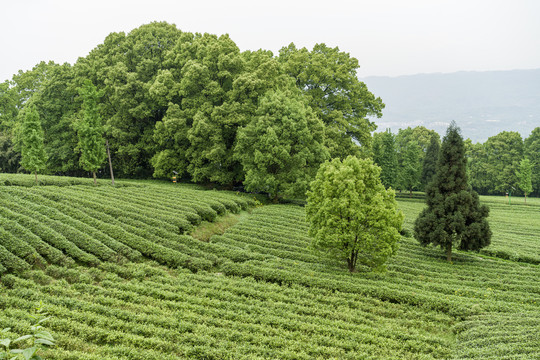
top-left (34, 171), bottom-right (38, 185)
top-left (347, 258), bottom-right (354, 272)
top-left (106, 139), bottom-right (115, 186)
top-left (525, 193), bottom-right (527, 204)
top-left (348, 249), bottom-right (358, 272)
top-left (446, 243), bottom-right (452, 262)
top-left (93, 171), bottom-right (97, 186)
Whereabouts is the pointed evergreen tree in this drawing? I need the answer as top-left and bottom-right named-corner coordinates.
top-left (76, 80), bottom-right (106, 185)
top-left (421, 135), bottom-right (440, 188)
top-left (414, 122), bottom-right (491, 262)
top-left (19, 104), bottom-right (47, 184)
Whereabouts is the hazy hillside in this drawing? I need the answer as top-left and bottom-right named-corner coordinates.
top-left (363, 69), bottom-right (540, 142)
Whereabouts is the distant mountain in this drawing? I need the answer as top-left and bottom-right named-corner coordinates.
top-left (362, 69), bottom-right (540, 142)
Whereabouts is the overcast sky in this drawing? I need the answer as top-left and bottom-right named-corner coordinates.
top-left (2, 0), bottom-right (540, 82)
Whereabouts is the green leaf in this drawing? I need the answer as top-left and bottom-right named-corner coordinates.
top-left (12, 335), bottom-right (32, 344)
top-left (0, 338), bottom-right (11, 348)
top-left (36, 317), bottom-right (50, 325)
top-left (34, 338), bottom-right (54, 346)
top-left (34, 331), bottom-right (53, 342)
top-left (1, 329), bottom-right (11, 333)
top-left (22, 346), bottom-right (38, 360)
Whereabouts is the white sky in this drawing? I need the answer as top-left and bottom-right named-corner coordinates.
top-left (2, 0), bottom-right (540, 82)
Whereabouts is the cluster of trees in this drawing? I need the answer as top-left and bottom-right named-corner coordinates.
top-left (372, 126), bottom-right (540, 198)
top-left (307, 123), bottom-right (492, 272)
top-left (0, 22), bottom-right (384, 198)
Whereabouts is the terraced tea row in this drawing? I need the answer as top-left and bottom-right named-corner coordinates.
top-left (0, 184), bottom-right (253, 273)
top-left (397, 196), bottom-right (540, 265)
top-left (1, 180), bottom-right (538, 358)
top-left (1, 262), bottom-right (454, 359)
top-left (207, 204), bottom-right (540, 358)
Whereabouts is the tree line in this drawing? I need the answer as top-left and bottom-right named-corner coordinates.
top-left (0, 22), bottom-right (383, 199)
top-left (0, 21), bottom-right (536, 199)
top-left (372, 126), bottom-right (540, 198)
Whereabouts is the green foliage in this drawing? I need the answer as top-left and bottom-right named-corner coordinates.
top-left (75, 80), bottom-right (106, 183)
top-left (516, 157), bottom-right (533, 202)
top-left (399, 141), bottom-right (422, 194)
top-left (372, 129), bottom-right (398, 189)
top-left (18, 104), bottom-right (47, 182)
top-left (484, 131), bottom-right (523, 194)
top-left (524, 127), bottom-right (540, 196)
top-left (0, 132), bottom-right (20, 173)
top-left (278, 43), bottom-right (384, 158)
top-left (306, 156), bottom-right (403, 271)
top-left (0, 81), bottom-right (20, 173)
top-left (414, 122), bottom-right (491, 261)
top-left (1, 22), bottom-right (385, 191)
top-left (0, 178), bottom-right (252, 273)
top-left (0, 302), bottom-right (55, 360)
top-left (0, 81), bottom-right (18, 133)
top-left (421, 134), bottom-right (440, 187)
top-left (32, 63), bottom-right (79, 174)
top-left (236, 89), bottom-right (328, 201)
top-left (0, 178), bottom-right (539, 359)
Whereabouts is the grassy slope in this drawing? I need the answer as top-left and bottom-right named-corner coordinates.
top-left (0, 175), bottom-right (538, 359)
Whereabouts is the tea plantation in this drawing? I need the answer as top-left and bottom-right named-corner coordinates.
top-left (0, 174), bottom-right (538, 359)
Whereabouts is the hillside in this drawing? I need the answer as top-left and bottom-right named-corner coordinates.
top-left (363, 69), bottom-right (540, 142)
top-left (0, 175), bottom-right (539, 359)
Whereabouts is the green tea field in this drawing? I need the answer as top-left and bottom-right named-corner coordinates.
top-left (0, 174), bottom-right (539, 359)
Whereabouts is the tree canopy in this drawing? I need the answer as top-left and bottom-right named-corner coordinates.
top-left (76, 79), bottom-right (106, 185)
top-left (306, 156), bottom-right (403, 272)
top-left (0, 22), bottom-right (384, 191)
top-left (18, 104), bottom-right (47, 183)
top-left (517, 157), bottom-right (533, 203)
top-left (0, 21), bottom-right (537, 200)
top-left (236, 89), bottom-right (328, 201)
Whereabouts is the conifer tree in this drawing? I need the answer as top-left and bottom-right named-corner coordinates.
top-left (19, 104), bottom-right (47, 184)
top-left (414, 122), bottom-right (491, 262)
top-left (76, 80), bottom-right (106, 185)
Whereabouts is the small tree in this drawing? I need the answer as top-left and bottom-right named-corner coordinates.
top-left (76, 80), bottom-right (106, 185)
top-left (306, 156), bottom-right (403, 272)
top-left (19, 104), bottom-right (47, 184)
top-left (414, 122), bottom-right (491, 262)
top-left (517, 157), bottom-right (533, 203)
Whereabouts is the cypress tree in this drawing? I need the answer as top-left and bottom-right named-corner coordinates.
top-left (414, 122), bottom-right (491, 262)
